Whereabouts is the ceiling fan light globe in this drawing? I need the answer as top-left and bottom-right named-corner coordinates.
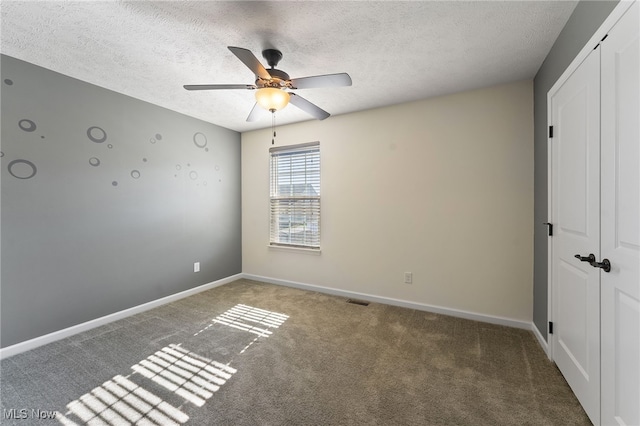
top-left (255, 87), bottom-right (290, 111)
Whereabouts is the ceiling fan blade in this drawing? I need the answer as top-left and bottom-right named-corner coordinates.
top-left (289, 93), bottom-right (330, 120)
top-left (183, 84), bottom-right (256, 91)
top-left (228, 46), bottom-right (271, 80)
top-left (289, 73), bottom-right (352, 89)
top-left (246, 103), bottom-right (264, 122)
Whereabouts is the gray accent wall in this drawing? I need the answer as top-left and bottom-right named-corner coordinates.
top-left (1, 55), bottom-right (241, 348)
top-left (532, 1), bottom-right (618, 340)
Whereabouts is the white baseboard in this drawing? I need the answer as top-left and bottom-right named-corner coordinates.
top-left (0, 273), bottom-right (243, 360)
top-left (531, 322), bottom-right (550, 359)
top-left (242, 273), bottom-right (532, 330)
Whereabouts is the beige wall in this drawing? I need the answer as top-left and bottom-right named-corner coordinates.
top-left (242, 80), bottom-right (534, 322)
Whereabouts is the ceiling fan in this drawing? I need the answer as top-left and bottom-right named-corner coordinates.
top-left (184, 46), bottom-right (352, 122)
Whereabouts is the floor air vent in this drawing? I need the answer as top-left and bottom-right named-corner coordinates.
top-left (346, 299), bottom-right (370, 306)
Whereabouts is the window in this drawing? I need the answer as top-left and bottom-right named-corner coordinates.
top-left (269, 142), bottom-right (320, 249)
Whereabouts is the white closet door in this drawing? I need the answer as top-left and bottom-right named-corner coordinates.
top-left (600, 2), bottom-right (640, 424)
top-left (550, 47), bottom-right (601, 424)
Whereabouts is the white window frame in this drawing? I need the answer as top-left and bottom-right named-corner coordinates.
top-left (269, 142), bottom-right (320, 250)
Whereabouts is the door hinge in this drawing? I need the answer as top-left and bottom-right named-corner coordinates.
top-left (549, 321), bottom-right (554, 335)
top-left (592, 35), bottom-right (608, 50)
top-left (549, 125), bottom-right (554, 138)
top-left (543, 222), bottom-right (553, 236)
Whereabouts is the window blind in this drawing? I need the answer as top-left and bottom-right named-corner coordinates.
top-left (269, 142), bottom-right (320, 249)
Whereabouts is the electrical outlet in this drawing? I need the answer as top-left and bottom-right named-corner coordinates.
top-left (194, 262), bottom-right (200, 273)
top-left (404, 272), bottom-right (413, 284)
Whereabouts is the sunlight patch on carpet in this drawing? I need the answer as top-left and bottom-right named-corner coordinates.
top-left (56, 344), bottom-right (238, 425)
top-left (194, 304), bottom-right (289, 337)
top-left (56, 374), bottom-right (188, 425)
top-left (131, 344), bottom-right (236, 407)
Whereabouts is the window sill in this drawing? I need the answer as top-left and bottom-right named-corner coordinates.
top-left (268, 245), bottom-right (321, 255)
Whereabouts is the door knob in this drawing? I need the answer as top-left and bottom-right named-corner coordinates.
top-left (575, 253), bottom-right (596, 263)
top-left (590, 258), bottom-right (611, 273)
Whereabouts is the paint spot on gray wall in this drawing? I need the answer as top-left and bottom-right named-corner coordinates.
top-left (131, 170), bottom-right (140, 179)
top-left (155, 134), bottom-right (162, 140)
top-left (87, 126), bottom-right (107, 143)
top-left (189, 171), bottom-right (198, 180)
top-left (193, 132), bottom-right (207, 148)
top-left (89, 157), bottom-right (100, 167)
top-left (149, 138), bottom-right (156, 144)
top-left (142, 158), bottom-right (148, 163)
top-left (19, 119), bottom-right (36, 132)
top-left (4, 79), bottom-right (13, 85)
top-left (8, 159), bottom-right (37, 179)
top-left (176, 164), bottom-right (181, 170)
top-left (0, 152), bottom-right (4, 158)
top-left (108, 144), bottom-right (113, 149)
top-left (112, 181), bottom-right (118, 186)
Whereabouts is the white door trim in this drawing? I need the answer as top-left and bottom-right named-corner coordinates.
top-left (546, 0), bottom-right (636, 360)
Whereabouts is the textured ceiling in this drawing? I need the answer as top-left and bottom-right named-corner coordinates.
top-left (1, 1), bottom-right (577, 132)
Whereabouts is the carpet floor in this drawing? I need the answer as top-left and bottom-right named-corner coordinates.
top-left (0, 279), bottom-right (590, 425)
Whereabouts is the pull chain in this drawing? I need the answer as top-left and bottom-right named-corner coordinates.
top-left (271, 110), bottom-right (276, 145)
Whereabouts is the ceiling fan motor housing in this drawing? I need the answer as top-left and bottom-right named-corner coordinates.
top-left (256, 68), bottom-right (290, 89)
